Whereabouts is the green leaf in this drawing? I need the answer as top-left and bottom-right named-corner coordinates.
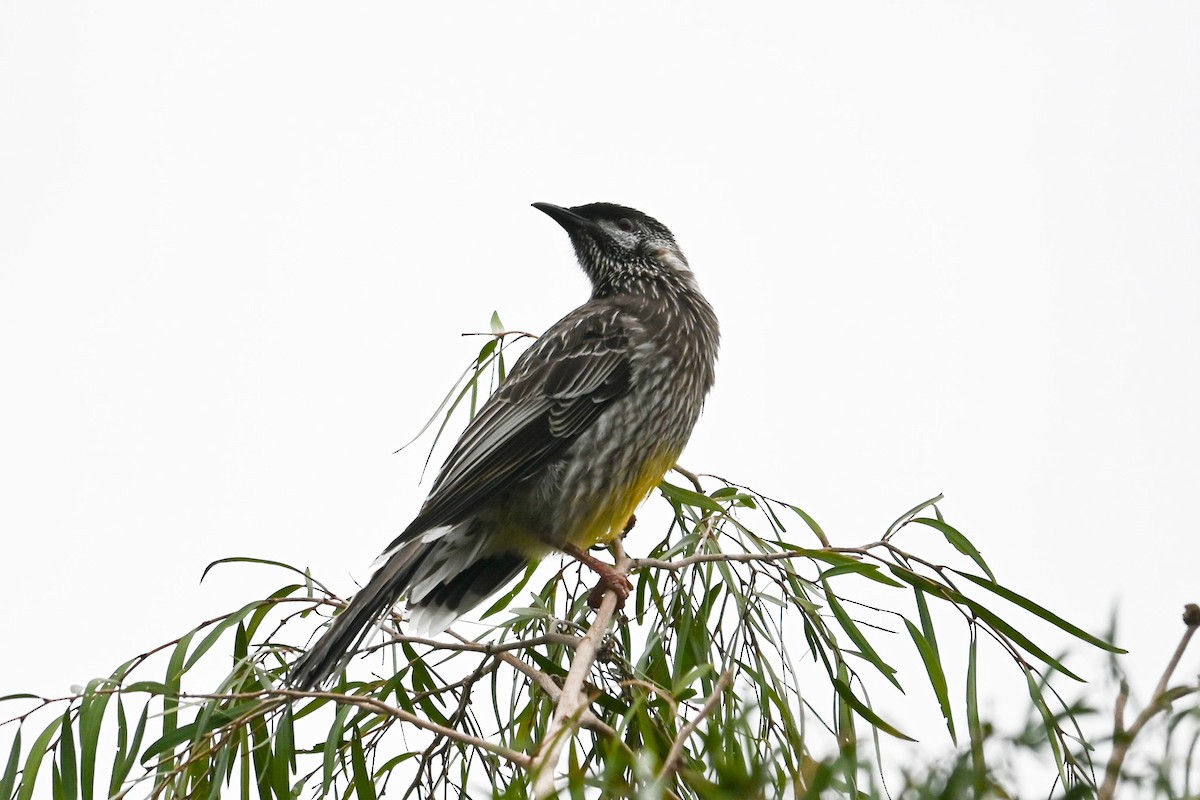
top-left (890, 565), bottom-right (1083, 680)
top-left (393, 345), bottom-right (502, 458)
top-left (108, 702), bottom-right (148, 797)
top-left (966, 633), bottom-right (986, 784)
top-left (273, 705), bottom-right (296, 791)
top-left (77, 679), bottom-right (110, 800)
top-left (909, 517), bottom-right (995, 580)
top-left (489, 310), bottom-right (504, 335)
top-left (245, 584), bottom-right (303, 641)
top-left (658, 481), bottom-right (725, 515)
top-left (476, 337), bottom-right (498, 364)
top-left (481, 561), bottom-right (540, 618)
top-left (789, 505), bottom-right (831, 546)
top-left (1022, 664), bottom-right (1068, 786)
top-left (913, 586), bottom-right (940, 656)
top-left (952, 570), bottom-right (1125, 653)
top-left (820, 562), bottom-right (905, 588)
top-left (831, 678), bottom-right (914, 741)
top-left (822, 581), bottom-right (902, 690)
top-left (958, 596), bottom-right (1083, 681)
top-left (349, 728), bottom-right (376, 800)
top-left (16, 715), bottom-right (63, 800)
top-left (1, 728), bottom-right (21, 800)
top-left (885, 565), bottom-right (947, 596)
top-left (243, 709), bottom-right (269, 800)
top-left (201, 556), bottom-right (328, 593)
top-left (204, 729), bottom-right (233, 800)
top-left (568, 742), bottom-right (585, 800)
top-left (121, 681), bottom-right (170, 695)
top-left (885, 494), bottom-right (944, 538)
top-left (141, 701), bottom-right (262, 764)
top-left (185, 600), bottom-right (264, 671)
top-left (321, 702), bottom-right (349, 796)
top-left (0, 694), bottom-right (39, 704)
top-left (58, 706), bottom-right (78, 800)
top-left (903, 619), bottom-right (956, 744)
top-left (162, 629), bottom-right (195, 743)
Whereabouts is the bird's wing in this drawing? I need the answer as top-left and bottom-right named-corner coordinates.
top-left (384, 306), bottom-right (636, 550)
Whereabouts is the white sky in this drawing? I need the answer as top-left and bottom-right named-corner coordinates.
top-left (2, 0), bottom-right (1198, 776)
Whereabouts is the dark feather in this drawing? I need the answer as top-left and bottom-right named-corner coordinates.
top-left (383, 308), bottom-right (635, 552)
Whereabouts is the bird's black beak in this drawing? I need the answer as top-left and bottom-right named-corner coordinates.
top-left (532, 202), bottom-right (601, 236)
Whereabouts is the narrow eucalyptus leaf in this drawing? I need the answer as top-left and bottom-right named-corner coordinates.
top-left (481, 561), bottom-right (540, 618)
top-left (1023, 665), bottom-right (1069, 785)
top-left (58, 706), bottom-right (77, 800)
top-left (822, 582), bottom-right (902, 690)
top-left (185, 601), bottom-right (264, 671)
top-left (349, 728), bottom-right (376, 800)
top-left (821, 562), bottom-right (905, 588)
top-left (141, 701), bottom-right (262, 764)
top-left (885, 494), bottom-right (944, 538)
top-left (200, 557), bottom-right (328, 593)
top-left (0, 729), bottom-right (21, 800)
top-left (162, 630), bottom-right (196, 743)
top-left (960, 597), bottom-right (1084, 681)
top-left (109, 703), bottom-right (148, 796)
top-left (789, 505), bottom-right (831, 546)
top-left (952, 570), bottom-right (1125, 653)
top-left (658, 481), bottom-right (725, 514)
top-left (966, 634), bottom-right (986, 779)
top-left (78, 679), bottom-right (110, 800)
top-left (831, 678), bottom-right (914, 741)
top-left (15, 715), bottom-right (62, 800)
top-left (321, 703), bottom-right (349, 797)
top-left (903, 619), bottom-right (956, 744)
top-left (909, 517), bottom-right (995, 580)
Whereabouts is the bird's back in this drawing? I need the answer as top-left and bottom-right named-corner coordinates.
top-left (289, 202), bottom-right (718, 689)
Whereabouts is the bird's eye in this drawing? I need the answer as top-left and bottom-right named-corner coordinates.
top-left (616, 218), bottom-right (635, 233)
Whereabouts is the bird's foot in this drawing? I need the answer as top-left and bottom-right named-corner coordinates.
top-left (586, 568), bottom-right (633, 610)
top-left (563, 544), bottom-right (633, 610)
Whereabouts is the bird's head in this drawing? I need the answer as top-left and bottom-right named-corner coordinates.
top-left (533, 202), bottom-right (693, 297)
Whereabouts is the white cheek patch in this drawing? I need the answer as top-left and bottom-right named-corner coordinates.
top-left (652, 247), bottom-right (702, 292)
top-left (652, 247), bottom-right (688, 272)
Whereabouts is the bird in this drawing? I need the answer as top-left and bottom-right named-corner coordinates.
top-left (289, 202), bottom-right (719, 689)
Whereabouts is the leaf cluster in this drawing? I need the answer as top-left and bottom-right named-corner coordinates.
top-left (2, 323), bottom-right (1189, 800)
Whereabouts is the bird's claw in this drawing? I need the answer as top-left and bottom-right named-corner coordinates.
top-left (587, 570), bottom-right (633, 610)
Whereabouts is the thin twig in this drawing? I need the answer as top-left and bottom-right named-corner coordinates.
top-left (1099, 603), bottom-right (1199, 800)
top-left (530, 541), bottom-right (631, 799)
top-left (192, 688), bottom-right (532, 768)
top-left (460, 330), bottom-right (537, 340)
top-left (631, 549), bottom-right (814, 572)
top-left (672, 464), bottom-right (704, 492)
top-left (658, 670), bottom-right (733, 779)
top-left (372, 631), bottom-right (581, 657)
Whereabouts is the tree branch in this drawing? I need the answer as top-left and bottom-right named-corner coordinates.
top-left (197, 688), bottom-right (533, 769)
top-left (530, 540), bottom-right (631, 798)
top-left (658, 669), bottom-right (733, 779)
top-left (631, 549), bottom-right (819, 573)
top-left (1098, 603), bottom-right (1199, 800)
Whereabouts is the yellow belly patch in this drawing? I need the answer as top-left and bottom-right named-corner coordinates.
top-left (573, 448), bottom-right (679, 549)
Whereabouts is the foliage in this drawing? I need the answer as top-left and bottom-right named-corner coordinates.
top-left (2, 323), bottom-right (1193, 800)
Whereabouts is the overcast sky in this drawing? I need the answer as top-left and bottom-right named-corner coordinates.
top-left (2, 0), bottom-right (1197, 777)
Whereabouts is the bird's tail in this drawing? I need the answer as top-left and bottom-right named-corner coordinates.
top-left (288, 540), bottom-right (427, 690)
top-left (288, 528), bottom-right (529, 689)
